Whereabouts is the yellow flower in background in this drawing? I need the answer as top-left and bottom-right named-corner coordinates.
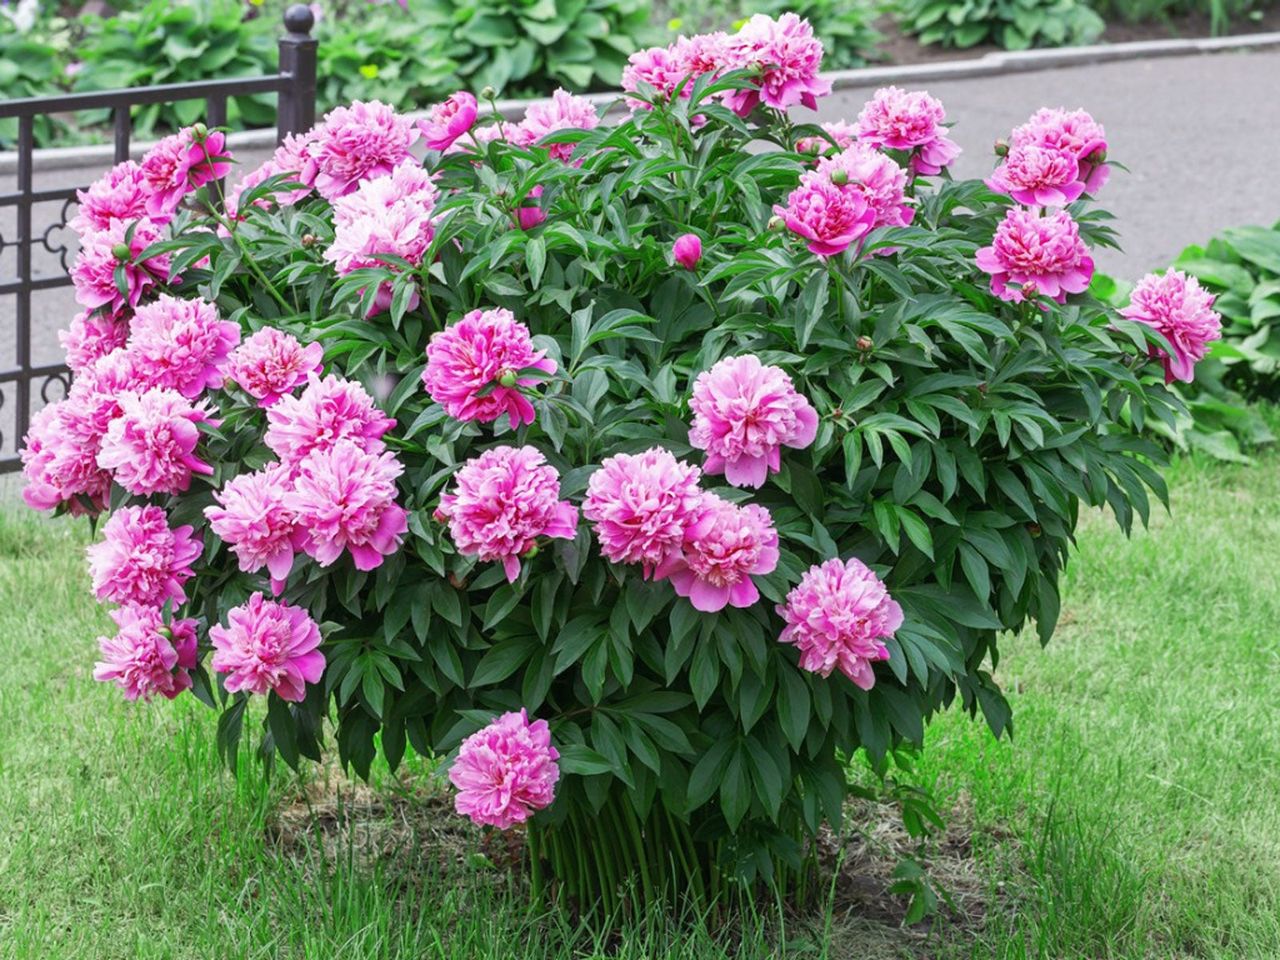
top-left (359, 64), bottom-right (379, 79)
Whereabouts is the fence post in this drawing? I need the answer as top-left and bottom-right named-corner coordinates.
top-left (277, 5), bottom-right (318, 140)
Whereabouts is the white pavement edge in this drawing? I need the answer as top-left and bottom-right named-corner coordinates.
top-left (3, 30), bottom-right (1279, 176)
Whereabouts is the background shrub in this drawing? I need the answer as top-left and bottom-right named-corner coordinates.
top-left (897, 0), bottom-right (1104, 49)
top-left (662, 0), bottom-right (882, 68)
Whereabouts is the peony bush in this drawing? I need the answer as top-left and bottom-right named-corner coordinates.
top-left (24, 12), bottom-right (1212, 908)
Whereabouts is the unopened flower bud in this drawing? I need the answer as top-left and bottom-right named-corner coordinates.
top-left (828, 168), bottom-right (849, 186)
top-left (977, 382), bottom-right (988, 395)
top-left (523, 544), bottom-right (540, 559)
top-left (1021, 281), bottom-right (1038, 300)
top-left (767, 215), bottom-right (784, 231)
top-left (1027, 523), bottom-right (1042, 538)
top-left (301, 233), bottom-right (317, 247)
top-left (480, 86), bottom-right (497, 101)
top-left (498, 370), bottom-right (518, 388)
top-left (111, 242), bottom-right (131, 261)
top-left (994, 138), bottom-right (1009, 157)
top-left (855, 335), bottom-right (873, 352)
top-left (191, 122), bottom-right (208, 141)
top-left (157, 625), bottom-right (172, 640)
top-left (1094, 148), bottom-right (1107, 164)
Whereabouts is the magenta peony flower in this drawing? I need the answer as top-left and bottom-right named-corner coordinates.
top-left (516, 187), bottom-right (547, 230)
top-left (518, 90), bottom-right (600, 164)
top-left (435, 445), bottom-right (578, 582)
top-left (856, 86), bottom-right (961, 176)
top-left (622, 44), bottom-right (695, 110)
top-left (687, 354), bottom-right (819, 488)
top-left (139, 126), bottom-right (232, 218)
top-left (673, 233), bottom-right (702, 270)
top-left (285, 440), bottom-right (409, 571)
top-left (87, 505), bottom-right (201, 608)
top-left (96, 388), bottom-right (217, 496)
top-left (449, 709), bottom-right (560, 829)
top-left (423, 307), bottom-right (556, 430)
top-left (816, 143), bottom-right (915, 230)
top-left (93, 606), bottom-right (198, 702)
top-left (795, 119), bottom-right (858, 155)
top-left (582, 447), bottom-right (704, 574)
top-left (70, 160), bottom-right (152, 236)
top-left (671, 30), bottom-right (729, 79)
top-left (722, 13), bottom-right (831, 115)
top-left (20, 401), bottom-right (112, 514)
top-left (986, 145), bottom-right (1084, 208)
top-left (1010, 107), bottom-right (1108, 194)
top-left (227, 327), bottom-right (325, 407)
top-left (210, 593), bottom-right (325, 702)
top-left (264, 373), bottom-right (395, 466)
top-left (975, 207), bottom-right (1094, 304)
top-left (205, 464), bottom-right (301, 591)
top-left (777, 557), bottom-right (902, 690)
top-left (127, 294), bottom-right (241, 398)
top-left (777, 171), bottom-right (877, 258)
top-left (58, 310), bottom-right (130, 375)
top-left (655, 494), bottom-right (779, 612)
top-left (419, 92), bottom-right (478, 151)
top-left (226, 131), bottom-right (319, 217)
top-left (311, 100), bottom-right (420, 200)
top-left (71, 217), bottom-right (170, 313)
top-left (1120, 269), bottom-right (1223, 384)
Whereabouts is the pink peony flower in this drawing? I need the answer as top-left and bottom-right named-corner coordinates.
top-left (516, 187), bottom-right (547, 231)
top-left (518, 90), bottom-right (600, 164)
top-left (975, 207), bottom-right (1094, 304)
top-left (435, 445), bottom-right (578, 582)
top-left (70, 161), bottom-right (152, 235)
top-left (226, 130), bottom-right (320, 217)
top-left (1120, 269), bottom-right (1223, 384)
top-left (59, 310), bottom-right (130, 375)
top-left (722, 13), bottom-right (831, 116)
top-left (986, 145), bottom-right (1084, 208)
top-left (795, 119), bottom-right (858, 155)
top-left (87, 505), bottom-right (202, 608)
top-left (582, 447), bottom-right (703, 574)
top-left (449, 709), bottom-right (559, 830)
top-left (655, 494), bottom-right (779, 612)
top-left (311, 100), bottom-right (420, 200)
top-left (204, 464), bottom-right (301, 591)
top-left (856, 86), bottom-right (961, 176)
top-left (209, 593), bottom-right (325, 702)
top-left (264, 373), bottom-right (396, 466)
top-left (96, 388), bottom-right (217, 496)
top-left (94, 606), bottom-right (198, 701)
top-left (671, 30), bottom-right (730, 79)
top-left (127, 294), bottom-right (240, 398)
top-left (71, 217), bottom-right (170, 313)
top-left (227, 327), bottom-right (325, 407)
top-left (816, 143), bottom-right (915, 230)
top-left (673, 233), bottom-right (702, 270)
top-left (1010, 107), bottom-right (1108, 194)
top-left (285, 440), bottom-right (409, 571)
top-left (423, 307), bottom-right (556, 430)
top-left (777, 171), bottom-right (877, 257)
top-left (20, 401), bottom-right (112, 514)
top-left (622, 44), bottom-right (695, 110)
top-left (139, 126), bottom-right (232, 218)
top-left (777, 557), bottom-right (902, 690)
top-left (687, 354), bottom-right (819, 488)
top-left (419, 92), bottom-right (479, 151)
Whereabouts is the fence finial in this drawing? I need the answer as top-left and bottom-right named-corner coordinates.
top-left (283, 3), bottom-right (315, 36)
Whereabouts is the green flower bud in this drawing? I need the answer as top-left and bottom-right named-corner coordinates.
top-left (111, 242), bottom-right (132, 261)
top-left (480, 86), bottom-right (497, 101)
top-left (498, 370), bottom-right (518, 388)
top-left (828, 168), bottom-right (849, 186)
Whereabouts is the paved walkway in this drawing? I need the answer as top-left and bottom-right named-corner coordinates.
top-left (816, 48), bottom-right (1280, 276)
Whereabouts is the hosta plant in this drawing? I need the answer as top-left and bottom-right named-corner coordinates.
top-left (26, 14), bottom-right (1200, 910)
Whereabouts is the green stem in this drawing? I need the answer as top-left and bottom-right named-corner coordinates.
top-left (528, 823), bottom-right (544, 902)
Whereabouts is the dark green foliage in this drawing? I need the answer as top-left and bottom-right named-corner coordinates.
top-left (898, 0), bottom-right (1104, 49)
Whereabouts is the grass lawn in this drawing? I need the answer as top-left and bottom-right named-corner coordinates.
top-left (1, 444), bottom-right (1278, 960)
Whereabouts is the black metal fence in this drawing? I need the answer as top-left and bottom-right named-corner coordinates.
top-left (0, 5), bottom-right (318, 474)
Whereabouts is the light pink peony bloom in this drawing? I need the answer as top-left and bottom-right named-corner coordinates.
top-left (311, 100), bottom-right (420, 200)
top-left (139, 127), bottom-right (232, 218)
top-left (778, 557), bottom-right (901, 690)
top-left (71, 217), bottom-right (170, 313)
top-left (96, 389), bottom-right (218, 496)
top-left (94, 606), bottom-right (198, 701)
top-left (227, 327), bottom-right (325, 406)
top-left (986, 145), bottom-right (1084, 208)
top-left (20, 401), bottom-right (112, 514)
top-left (1010, 107), bottom-right (1108, 194)
top-left (688, 354), bottom-right (818, 488)
top-left (59, 310), bottom-right (130, 375)
top-left (622, 44), bottom-right (695, 110)
top-left (449, 709), bottom-right (560, 829)
top-left (722, 13), bottom-right (831, 115)
top-left (795, 119), bottom-right (858, 155)
top-left (226, 130), bottom-right (320, 217)
top-left (435, 445), bottom-right (578, 582)
top-left (419, 92), bottom-right (479, 151)
top-left (673, 233), bottom-right (702, 270)
top-left (285, 440), bottom-right (409, 571)
top-left (777, 171), bottom-right (877, 257)
top-left (70, 161), bottom-right (152, 236)
top-left (204, 464), bottom-right (301, 591)
top-left (1120, 269), bottom-right (1223, 384)
top-left (87, 505), bottom-right (201, 608)
top-left (264, 373), bottom-right (395, 466)
top-left (210, 593), bottom-right (325, 702)
top-left (816, 143), bottom-right (915, 230)
top-left (856, 86), bottom-right (961, 176)
top-left (975, 208), bottom-right (1094, 304)
top-left (518, 90), bottom-right (600, 163)
top-left (127, 294), bottom-right (240, 398)
top-left (655, 494), bottom-right (779, 612)
top-left (582, 447), bottom-right (704, 575)
top-left (423, 307), bottom-right (556, 430)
